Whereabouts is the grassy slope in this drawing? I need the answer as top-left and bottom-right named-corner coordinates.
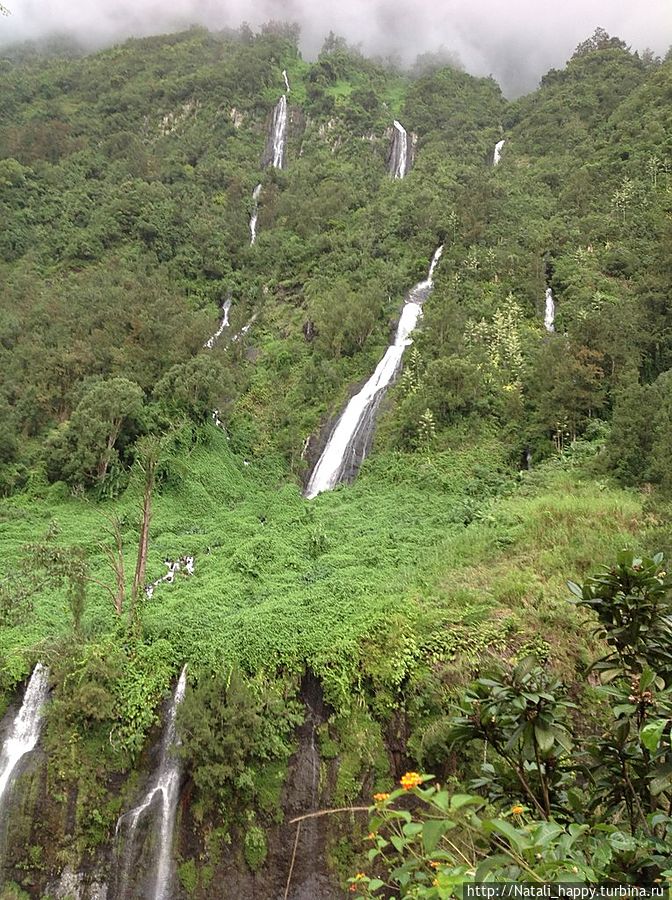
top-left (0, 428), bottom-right (648, 702)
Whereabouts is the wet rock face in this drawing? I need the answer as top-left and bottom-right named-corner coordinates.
top-left (48, 865), bottom-right (107, 900)
top-left (169, 671), bottom-right (345, 900)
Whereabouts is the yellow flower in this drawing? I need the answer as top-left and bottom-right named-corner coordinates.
top-left (433, 878), bottom-right (439, 887)
top-left (373, 792), bottom-right (390, 803)
top-left (511, 804), bottom-right (525, 815)
top-left (400, 771), bottom-right (423, 790)
top-left (367, 832), bottom-right (377, 840)
top-left (354, 872), bottom-right (367, 881)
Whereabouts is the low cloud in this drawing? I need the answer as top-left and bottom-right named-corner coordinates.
top-left (1, 0), bottom-right (670, 95)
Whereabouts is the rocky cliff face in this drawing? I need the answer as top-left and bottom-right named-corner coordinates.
top-left (0, 670), bottom-right (393, 900)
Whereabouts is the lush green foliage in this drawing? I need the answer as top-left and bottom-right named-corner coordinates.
top-left (0, 20), bottom-right (671, 895)
top-left (350, 552), bottom-right (672, 896)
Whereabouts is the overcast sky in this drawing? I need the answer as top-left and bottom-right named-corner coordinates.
top-left (1, 0), bottom-right (670, 96)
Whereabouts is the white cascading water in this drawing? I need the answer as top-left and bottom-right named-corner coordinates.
top-left (203, 297), bottom-right (232, 349)
top-left (493, 139), bottom-right (505, 166)
top-left (270, 94), bottom-right (288, 169)
top-left (282, 69), bottom-right (291, 93)
top-left (305, 246), bottom-right (443, 499)
top-left (114, 667), bottom-right (187, 900)
top-left (0, 664), bottom-right (49, 809)
top-left (249, 183), bottom-right (262, 245)
top-left (544, 287), bottom-right (556, 332)
top-left (231, 314), bottom-right (256, 343)
top-left (391, 120), bottom-right (409, 179)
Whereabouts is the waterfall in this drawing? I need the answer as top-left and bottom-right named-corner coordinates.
top-left (305, 246), bottom-right (443, 499)
top-left (544, 287), bottom-right (555, 333)
top-left (114, 667), bottom-right (187, 900)
top-left (203, 297), bottom-right (232, 349)
top-left (0, 664), bottom-right (49, 813)
top-left (282, 69), bottom-right (291, 93)
top-left (493, 139), bottom-right (505, 166)
top-left (231, 314), bottom-right (257, 343)
top-left (249, 183), bottom-right (262, 245)
top-left (390, 120), bottom-right (410, 179)
top-left (266, 94), bottom-right (288, 170)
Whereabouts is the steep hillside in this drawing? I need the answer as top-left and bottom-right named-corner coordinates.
top-left (0, 24), bottom-right (671, 899)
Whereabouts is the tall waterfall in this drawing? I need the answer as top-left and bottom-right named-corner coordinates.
top-left (114, 667), bottom-right (187, 900)
top-left (544, 287), bottom-right (555, 332)
top-left (249, 183), bottom-right (262, 245)
top-left (305, 246), bottom-right (443, 499)
top-left (0, 664), bottom-right (49, 812)
top-left (282, 69), bottom-right (291, 93)
top-left (389, 120), bottom-right (410, 179)
top-left (493, 139), bottom-right (505, 166)
top-left (266, 94), bottom-right (288, 170)
top-left (203, 297), bottom-right (232, 349)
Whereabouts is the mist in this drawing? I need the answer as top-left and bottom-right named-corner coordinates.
top-left (1, 0), bottom-right (670, 96)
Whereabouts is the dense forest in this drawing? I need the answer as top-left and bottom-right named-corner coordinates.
top-left (0, 20), bottom-right (671, 899)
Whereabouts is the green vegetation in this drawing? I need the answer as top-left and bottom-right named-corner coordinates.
top-left (0, 19), bottom-right (671, 897)
top-left (351, 554), bottom-right (672, 896)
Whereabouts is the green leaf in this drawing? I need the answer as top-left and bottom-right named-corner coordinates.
top-left (640, 719), bottom-right (667, 752)
top-left (650, 766), bottom-right (672, 796)
top-left (422, 819), bottom-right (450, 853)
top-left (450, 794), bottom-right (482, 811)
top-left (534, 723), bottom-right (555, 753)
top-left (640, 667), bottom-right (656, 691)
top-left (487, 818), bottom-right (531, 852)
top-left (567, 580), bottom-right (584, 599)
top-left (608, 832), bottom-right (637, 852)
top-left (474, 854), bottom-right (513, 880)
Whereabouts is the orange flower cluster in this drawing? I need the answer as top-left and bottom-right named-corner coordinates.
top-left (349, 872), bottom-right (367, 891)
top-left (373, 792), bottom-right (390, 803)
top-left (400, 771), bottom-right (423, 790)
top-left (511, 804), bottom-right (524, 815)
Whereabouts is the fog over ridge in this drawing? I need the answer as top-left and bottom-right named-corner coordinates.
top-left (1, 0), bottom-right (670, 95)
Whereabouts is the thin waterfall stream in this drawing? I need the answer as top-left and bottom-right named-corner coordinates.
top-left (493, 139), bottom-right (505, 165)
top-left (544, 287), bottom-right (556, 332)
top-left (305, 246), bottom-right (443, 499)
top-left (0, 664), bottom-right (49, 814)
top-left (113, 666), bottom-right (187, 900)
top-left (390, 120), bottom-right (410, 178)
top-left (203, 297), bottom-right (232, 349)
top-left (268, 94), bottom-right (288, 169)
top-left (249, 182), bottom-right (262, 245)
